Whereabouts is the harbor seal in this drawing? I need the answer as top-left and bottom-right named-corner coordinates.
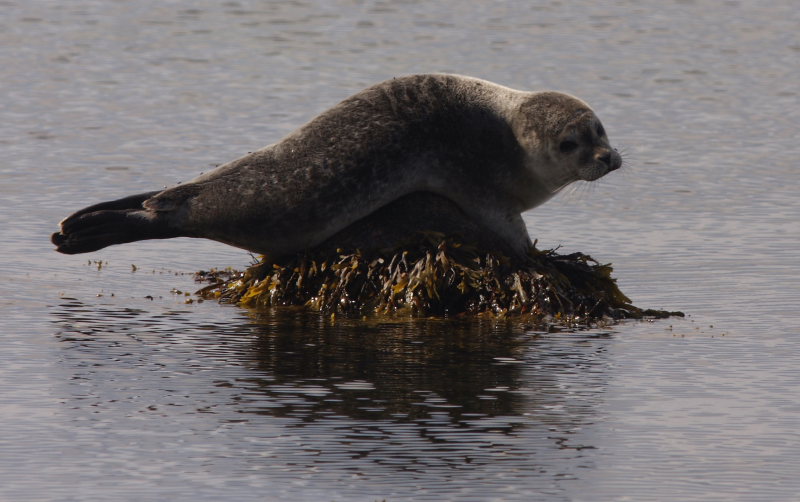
top-left (52, 74), bottom-right (621, 259)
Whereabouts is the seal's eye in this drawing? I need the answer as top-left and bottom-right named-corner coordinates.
top-left (559, 140), bottom-right (579, 153)
top-left (596, 124), bottom-right (605, 137)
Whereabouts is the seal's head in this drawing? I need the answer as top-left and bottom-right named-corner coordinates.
top-left (512, 91), bottom-right (622, 204)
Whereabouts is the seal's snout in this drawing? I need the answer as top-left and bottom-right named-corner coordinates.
top-left (596, 150), bottom-right (622, 172)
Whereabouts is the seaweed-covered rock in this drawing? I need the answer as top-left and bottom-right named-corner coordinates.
top-left (193, 193), bottom-right (681, 321)
top-left (195, 235), bottom-right (681, 321)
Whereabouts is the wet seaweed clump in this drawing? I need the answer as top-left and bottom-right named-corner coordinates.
top-left (194, 234), bottom-right (682, 323)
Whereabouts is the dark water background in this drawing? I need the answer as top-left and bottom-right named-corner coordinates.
top-left (1, 1), bottom-right (798, 500)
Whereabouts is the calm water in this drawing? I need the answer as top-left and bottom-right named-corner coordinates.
top-left (2, 1), bottom-right (799, 500)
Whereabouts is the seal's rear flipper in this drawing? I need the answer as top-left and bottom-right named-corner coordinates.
top-left (58, 190), bottom-right (160, 227)
top-left (52, 209), bottom-right (180, 254)
top-left (52, 191), bottom-right (180, 254)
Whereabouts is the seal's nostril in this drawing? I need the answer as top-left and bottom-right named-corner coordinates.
top-left (597, 152), bottom-right (611, 165)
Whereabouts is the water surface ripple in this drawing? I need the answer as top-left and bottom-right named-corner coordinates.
top-left (1, 1), bottom-right (798, 500)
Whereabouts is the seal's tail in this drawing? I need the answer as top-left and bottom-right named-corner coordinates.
top-left (51, 191), bottom-right (179, 254)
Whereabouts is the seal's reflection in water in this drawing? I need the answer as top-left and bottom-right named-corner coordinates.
top-left (53, 300), bottom-right (611, 486)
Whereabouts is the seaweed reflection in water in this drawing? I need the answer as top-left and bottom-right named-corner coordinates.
top-left (243, 309), bottom-right (585, 423)
top-left (52, 300), bottom-right (612, 479)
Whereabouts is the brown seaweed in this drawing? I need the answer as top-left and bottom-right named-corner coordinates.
top-left (194, 234), bottom-right (683, 323)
